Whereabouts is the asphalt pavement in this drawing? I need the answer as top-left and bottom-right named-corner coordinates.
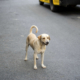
top-left (0, 0), bottom-right (80, 80)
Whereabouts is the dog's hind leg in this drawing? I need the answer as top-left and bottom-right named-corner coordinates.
top-left (36, 55), bottom-right (39, 60)
top-left (24, 38), bottom-right (29, 61)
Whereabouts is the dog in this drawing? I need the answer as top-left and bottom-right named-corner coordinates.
top-left (24, 25), bottom-right (50, 69)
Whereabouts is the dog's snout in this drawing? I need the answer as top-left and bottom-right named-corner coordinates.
top-left (46, 42), bottom-right (49, 45)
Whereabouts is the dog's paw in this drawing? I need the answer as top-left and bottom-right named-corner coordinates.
top-left (42, 64), bottom-right (46, 69)
top-left (34, 66), bottom-right (37, 70)
top-left (24, 58), bottom-right (28, 61)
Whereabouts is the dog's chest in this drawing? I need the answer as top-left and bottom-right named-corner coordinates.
top-left (38, 46), bottom-right (46, 53)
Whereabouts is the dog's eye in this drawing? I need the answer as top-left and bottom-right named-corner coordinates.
top-left (43, 38), bottom-right (45, 39)
top-left (47, 37), bottom-right (49, 39)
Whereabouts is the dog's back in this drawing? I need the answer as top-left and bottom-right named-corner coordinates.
top-left (27, 25), bottom-right (38, 49)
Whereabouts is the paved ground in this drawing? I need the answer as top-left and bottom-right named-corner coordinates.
top-left (0, 0), bottom-right (80, 80)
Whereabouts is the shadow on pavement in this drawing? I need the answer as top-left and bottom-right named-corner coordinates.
top-left (43, 4), bottom-right (80, 15)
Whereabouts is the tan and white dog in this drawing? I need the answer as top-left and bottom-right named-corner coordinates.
top-left (24, 25), bottom-right (50, 69)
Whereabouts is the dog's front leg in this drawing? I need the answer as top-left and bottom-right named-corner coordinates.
top-left (34, 53), bottom-right (37, 69)
top-left (41, 53), bottom-right (46, 68)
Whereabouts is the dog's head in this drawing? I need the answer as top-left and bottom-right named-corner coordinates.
top-left (38, 34), bottom-right (50, 45)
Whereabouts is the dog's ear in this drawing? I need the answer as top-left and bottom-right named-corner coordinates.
top-left (48, 36), bottom-right (50, 40)
top-left (38, 35), bottom-right (41, 40)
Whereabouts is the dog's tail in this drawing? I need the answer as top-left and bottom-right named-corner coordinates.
top-left (30, 25), bottom-right (38, 33)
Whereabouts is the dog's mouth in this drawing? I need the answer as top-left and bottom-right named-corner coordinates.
top-left (45, 42), bottom-right (49, 45)
top-left (42, 42), bottom-right (49, 45)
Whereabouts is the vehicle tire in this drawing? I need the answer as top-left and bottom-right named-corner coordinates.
top-left (50, 0), bottom-right (58, 12)
top-left (39, 0), bottom-right (44, 5)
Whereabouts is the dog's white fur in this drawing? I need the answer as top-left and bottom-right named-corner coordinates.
top-left (24, 25), bottom-right (50, 69)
